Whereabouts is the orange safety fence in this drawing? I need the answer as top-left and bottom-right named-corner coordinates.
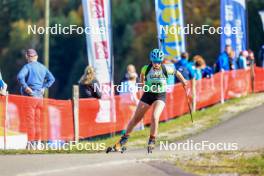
top-left (0, 67), bottom-right (264, 142)
top-left (2, 95), bottom-right (74, 141)
top-left (196, 72), bottom-right (222, 110)
top-left (145, 83), bottom-right (189, 124)
top-left (223, 69), bottom-right (252, 100)
top-left (78, 83), bottom-right (191, 138)
top-left (0, 96), bottom-right (6, 135)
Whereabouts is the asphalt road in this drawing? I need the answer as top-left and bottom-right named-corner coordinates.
top-left (187, 104), bottom-right (264, 150)
top-left (1, 104), bottom-right (264, 176)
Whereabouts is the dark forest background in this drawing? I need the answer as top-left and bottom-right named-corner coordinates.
top-left (0, 0), bottom-right (263, 99)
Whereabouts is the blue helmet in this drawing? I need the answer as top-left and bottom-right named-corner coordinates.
top-left (150, 49), bottom-right (164, 63)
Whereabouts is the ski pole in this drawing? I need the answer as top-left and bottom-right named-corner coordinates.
top-left (183, 85), bottom-right (193, 123)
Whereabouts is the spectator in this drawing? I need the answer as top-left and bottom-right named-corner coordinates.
top-left (193, 55), bottom-right (213, 80)
top-left (229, 50), bottom-right (237, 70)
top-left (257, 45), bottom-right (264, 67)
top-left (237, 50), bottom-right (249, 70)
top-left (17, 49), bottom-right (55, 148)
top-left (79, 66), bottom-right (102, 99)
top-left (120, 72), bottom-right (139, 102)
top-left (0, 70), bottom-right (7, 95)
top-left (193, 56), bottom-right (203, 80)
top-left (215, 45), bottom-right (233, 72)
top-left (247, 49), bottom-right (255, 67)
top-left (175, 52), bottom-right (195, 82)
top-left (121, 64), bottom-right (139, 83)
top-left (17, 49), bottom-right (55, 97)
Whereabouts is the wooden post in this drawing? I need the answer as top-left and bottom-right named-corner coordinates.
top-left (4, 92), bottom-right (8, 150)
top-left (72, 85), bottom-right (79, 143)
top-left (250, 64), bottom-right (255, 93)
top-left (192, 79), bottom-right (196, 112)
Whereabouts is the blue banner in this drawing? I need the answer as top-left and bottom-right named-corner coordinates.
top-left (221, 0), bottom-right (247, 57)
top-left (155, 0), bottom-right (186, 60)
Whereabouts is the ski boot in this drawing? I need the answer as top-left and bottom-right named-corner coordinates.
top-left (106, 135), bottom-right (128, 154)
top-left (147, 137), bottom-right (156, 154)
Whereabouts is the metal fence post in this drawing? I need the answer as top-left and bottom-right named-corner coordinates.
top-left (72, 85), bottom-right (79, 143)
top-left (220, 71), bottom-right (225, 104)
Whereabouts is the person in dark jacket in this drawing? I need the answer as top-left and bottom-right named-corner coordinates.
top-left (257, 45), bottom-right (264, 67)
top-left (79, 66), bottom-right (102, 99)
top-left (174, 52), bottom-right (195, 82)
top-left (247, 49), bottom-right (255, 67)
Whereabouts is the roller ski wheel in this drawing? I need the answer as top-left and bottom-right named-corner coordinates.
top-left (106, 146), bottom-right (114, 153)
top-left (120, 146), bottom-right (127, 153)
top-left (106, 144), bottom-right (127, 154)
top-left (147, 138), bottom-right (155, 154)
top-left (147, 145), bottom-right (154, 154)
top-left (106, 135), bottom-right (128, 154)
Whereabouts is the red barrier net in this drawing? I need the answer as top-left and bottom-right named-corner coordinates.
top-left (0, 67), bottom-right (264, 142)
top-left (254, 67), bottom-right (264, 92)
top-left (0, 96), bottom-right (6, 136)
top-left (196, 73), bottom-right (222, 109)
top-left (223, 69), bottom-right (252, 100)
top-left (2, 95), bottom-right (74, 141)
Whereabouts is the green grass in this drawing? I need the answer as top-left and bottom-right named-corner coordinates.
top-left (0, 94), bottom-right (262, 154)
top-left (174, 150), bottom-right (264, 175)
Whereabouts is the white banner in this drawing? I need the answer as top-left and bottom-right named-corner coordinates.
top-left (259, 11), bottom-right (264, 31)
top-left (82, 0), bottom-right (115, 123)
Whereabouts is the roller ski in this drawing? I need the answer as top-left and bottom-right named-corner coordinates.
top-left (147, 137), bottom-right (156, 154)
top-left (106, 135), bottom-right (128, 154)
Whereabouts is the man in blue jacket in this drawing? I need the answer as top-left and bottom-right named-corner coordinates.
top-left (215, 45), bottom-right (232, 72)
top-left (17, 49), bottom-right (55, 97)
top-left (17, 49), bottom-right (55, 148)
